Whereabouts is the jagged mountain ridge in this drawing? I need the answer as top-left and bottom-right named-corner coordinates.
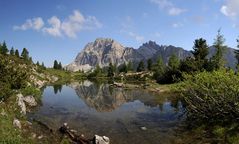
top-left (66, 38), bottom-right (237, 72)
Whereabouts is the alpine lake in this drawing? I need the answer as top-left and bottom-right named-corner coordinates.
top-left (27, 80), bottom-right (211, 144)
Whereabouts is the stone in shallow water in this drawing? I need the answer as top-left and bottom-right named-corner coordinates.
top-left (94, 135), bottom-right (110, 144)
top-left (140, 126), bottom-right (147, 131)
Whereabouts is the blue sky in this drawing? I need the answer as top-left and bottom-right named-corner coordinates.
top-left (1, 0), bottom-right (239, 66)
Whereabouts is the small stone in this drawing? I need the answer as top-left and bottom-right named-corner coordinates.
top-left (13, 118), bottom-right (21, 129)
top-left (38, 135), bottom-right (43, 139)
top-left (140, 126), bottom-right (147, 131)
top-left (32, 133), bottom-right (36, 138)
top-left (94, 135), bottom-right (110, 144)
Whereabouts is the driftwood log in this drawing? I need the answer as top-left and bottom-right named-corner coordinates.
top-left (59, 123), bottom-right (110, 144)
top-left (59, 123), bottom-right (92, 144)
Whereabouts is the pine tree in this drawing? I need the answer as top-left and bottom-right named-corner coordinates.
top-left (168, 54), bottom-right (180, 70)
top-left (10, 47), bottom-right (14, 56)
top-left (137, 61), bottom-right (145, 72)
top-left (107, 62), bottom-right (114, 77)
top-left (192, 38), bottom-right (209, 71)
top-left (15, 49), bottom-right (20, 57)
top-left (127, 61), bottom-right (133, 71)
top-left (58, 62), bottom-right (62, 70)
top-left (0, 43), bottom-right (2, 54)
top-left (21, 48), bottom-right (29, 60)
top-left (1, 41), bottom-right (9, 55)
top-left (147, 59), bottom-right (153, 71)
top-left (211, 29), bottom-right (226, 70)
top-left (36, 61), bottom-right (40, 66)
top-left (41, 62), bottom-right (45, 68)
top-left (53, 60), bottom-right (58, 69)
top-left (119, 62), bottom-right (128, 73)
top-left (235, 38), bottom-right (239, 70)
top-left (153, 56), bottom-right (165, 80)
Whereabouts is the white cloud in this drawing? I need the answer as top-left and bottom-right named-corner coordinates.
top-left (13, 17), bottom-right (44, 31)
top-left (172, 22), bottom-right (183, 28)
top-left (13, 10), bottom-right (102, 38)
top-left (220, 0), bottom-right (239, 19)
top-left (128, 32), bottom-right (145, 42)
top-left (150, 0), bottom-right (187, 16)
top-left (168, 7), bottom-right (187, 16)
top-left (43, 16), bottom-right (62, 37)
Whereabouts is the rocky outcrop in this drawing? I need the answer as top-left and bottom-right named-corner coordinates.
top-left (65, 38), bottom-right (144, 72)
top-left (17, 93), bottom-right (37, 115)
top-left (66, 38), bottom-right (237, 72)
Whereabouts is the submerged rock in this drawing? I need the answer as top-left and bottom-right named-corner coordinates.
top-left (13, 118), bottom-right (21, 129)
top-left (140, 126), bottom-right (147, 131)
top-left (94, 135), bottom-right (110, 144)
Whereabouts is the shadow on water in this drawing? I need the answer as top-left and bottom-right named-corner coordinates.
top-left (29, 80), bottom-right (188, 144)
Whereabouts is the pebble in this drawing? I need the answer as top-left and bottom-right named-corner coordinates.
top-left (140, 126), bottom-right (147, 131)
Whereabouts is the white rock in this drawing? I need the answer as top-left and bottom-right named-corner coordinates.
top-left (17, 94), bottom-right (26, 115)
top-left (140, 126), bottom-right (147, 131)
top-left (94, 135), bottom-right (110, 144)
top-left (24, 96), bottom-right (37, 106)
top-left (13, 118), bottom-right (21, 129)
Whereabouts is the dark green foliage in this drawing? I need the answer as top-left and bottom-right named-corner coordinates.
top-left (0, 55), bottom-right (29, 100)
top-left (147, 59), bottom-right (153, 71)
top-left (87, 64), bottom-right (104, 78)
top-left (137, 60), bottom-right (145, 72)
top-left (211, 29), bottom-right (226, 70)
top-left (53, 84), bottom-right (62, 94)
top-left (21, 48), bottom-right (29, 60)
top-left (53, 60), bottom-right (62, 70)
top-left (235, 38), bottom-right (239, 70)
top-left (127, 61), bottom-right (133, 71)
top-left (179, 57), bottom-right (198, 74)
top-left (10, 47), bottom-right (14, 56)
top-left (53, 60), bottom-right (58, 69)
top-left (36, 61), bottom-right (40, 66)
top-left (191, 38), bottom-right (209, 71)
top-left (118, 62), bottom-right (128, 73)
top-left (15, 49), bottom-right (20, 57)
top-left (168, 54), bottom-right (180, 70)
top-left (1, 41), bottom-right (9, 55)
top-left (182, 70), bottom-right (239, 125)
top-left (107, 62), bottom-right (114, 77)
top-left (153, 56), bottom-right (165, 80)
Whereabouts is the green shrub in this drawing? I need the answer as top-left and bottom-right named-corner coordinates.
top-left (182, 69), bottom-right (239, 124)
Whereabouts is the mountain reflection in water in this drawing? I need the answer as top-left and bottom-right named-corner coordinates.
top-left (30, 81), bottom-right (185, 144)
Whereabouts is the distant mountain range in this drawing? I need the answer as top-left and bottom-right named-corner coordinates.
top-left (65, 38), bottom-right (237, 72)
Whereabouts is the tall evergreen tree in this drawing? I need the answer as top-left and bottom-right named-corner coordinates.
top-left (107, 62), bottom-right (114, 77)
top-left (137, 61), bottom-right (145, 72)
top-left (168, 54), bottom-right (180, 70)
top-left (21, 48), bottom-right (29, 60)
top-left (192, 38), bottom-right (209, 71)
top-left (235, 38), bottom-right (239, 70)
top-left (58, 62), bottom-right (62, 70)
top-left (0, 43), bottom-right (2, 54)
top-left (1, 41), bottom-right (8, 55)
top-left (10, 47), bottom-right (14, 56)
top-left (153, 56), bottom-right (165, 80)
top-left (119, 62), bottom-right (128, 73)
top-left (15, 49), bottom-right (20, 57)
top-left (53, 60), bottom-right (58, 69)
top-left (36, 61), bottom-right (40, 66)
top-left (211, 29), bottom-right (226, 70)
top-left (147, 59), bottom-right (153, 71)
top-left (127, 61), bottom-right (133, 71)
